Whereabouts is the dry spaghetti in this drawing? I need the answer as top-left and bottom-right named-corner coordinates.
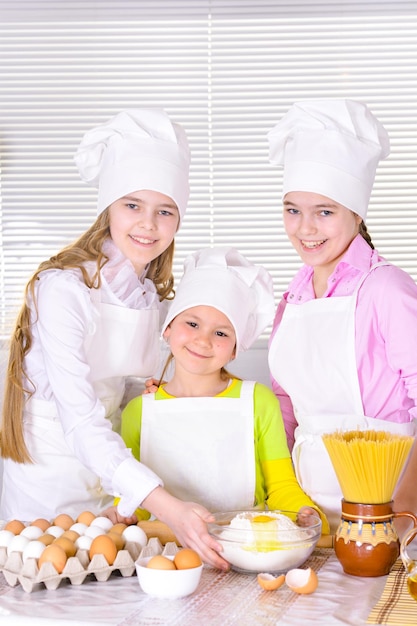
top-left (322, 430), bottom-right (414, 503)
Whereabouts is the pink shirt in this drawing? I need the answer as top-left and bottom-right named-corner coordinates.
top-left (270, 235), bottom-right (417, 450)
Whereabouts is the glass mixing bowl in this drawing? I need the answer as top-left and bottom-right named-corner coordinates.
top-left (208, 509), bottom-right (322, 574)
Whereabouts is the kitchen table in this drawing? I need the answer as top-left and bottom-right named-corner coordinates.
top-left (0, 545), bottom-right (409, 626)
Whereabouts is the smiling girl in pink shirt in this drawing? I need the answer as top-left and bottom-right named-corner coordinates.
top-left (267, 99), bottom-right (417, 534)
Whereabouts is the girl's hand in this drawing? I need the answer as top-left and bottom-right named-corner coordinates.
top-left (142, 487), bottom-right (230, 571)
top-left (101, 505), bottom-right (138, 526)
top-left (143, 378), bottom-right (160, 394)
top-left (296, 506), bottom-right (320, 527)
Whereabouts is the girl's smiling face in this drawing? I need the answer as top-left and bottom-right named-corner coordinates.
top-left (163, 305), bottom-right (236, 377)
top-left (283, 191), bottom-right (362, 278)
top-left (108, 189), bottom-right (180, 275)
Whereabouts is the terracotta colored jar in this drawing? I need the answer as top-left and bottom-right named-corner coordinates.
top-left (335, 500), bottom-right (417, 577)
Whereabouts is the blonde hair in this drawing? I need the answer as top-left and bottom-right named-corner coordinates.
top-left (0, 209), bottom-right (175, 463)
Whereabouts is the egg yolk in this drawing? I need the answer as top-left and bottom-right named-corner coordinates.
top-left (249, 516), bottom-right (281, 552)
top-left (252, 515), bottom-right (275, 523)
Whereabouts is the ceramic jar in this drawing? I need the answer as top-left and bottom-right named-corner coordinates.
top-left (334, 500), bottom-right (417, 577)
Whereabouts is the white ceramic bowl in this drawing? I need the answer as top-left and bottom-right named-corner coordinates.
top-left (208, 509), bottom-right (321, 574)
top-left (135, 555), bottom-right (203, 599)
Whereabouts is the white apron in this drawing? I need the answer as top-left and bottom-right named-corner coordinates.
top-left (1, 287), bottom-right (160, 521)
top-left (268, 263), bottom-right (417, 533)
top-left (140, 381), bottom-right (256, 512)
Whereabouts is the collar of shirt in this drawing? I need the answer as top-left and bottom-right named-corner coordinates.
top-left (285, 234), bottom-right (383, 303)
top-left (99, 238), bottom-right (159, 309)
top-left (157, 377), bottom-right (240, 399)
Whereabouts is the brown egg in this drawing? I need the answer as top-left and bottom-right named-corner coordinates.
top-left (107, 531), bottom-right (125, 551)
top-left (77, 511), bottom-right (96, 526)
top-left (89, 534), bottom-right (118, 565)
top-left (110, 523), bottom-right (127, 535)
top-left (38, 544), bottom-right (68, 574)
top-left (285, 567), bottom-right (319, 594)
top-left (4, 520), bottom-right (25, 535)
top-left (257, 572), bottom-right (286, 591)
top-left (173, 548), bottom-right (202, 570)
top-left (30, 518), bottom-right (51, 532)
top-left (38, 534), bottom-right (55, 546)
top-left (53, 514), bottom-right (74, 530)
top-left (61, 530), bottom-right (80, 542)
top-left (147, 555), bottom-right (176, 570)
top-left (54, 536), bottom-right (77, 557)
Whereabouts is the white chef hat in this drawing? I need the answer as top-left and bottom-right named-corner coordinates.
top-left (161, 247), bottom-right (275, 354)
top-left (267, 99), bottom-right (390, 220)
top-left (74, 108), bottom-right (190, 221)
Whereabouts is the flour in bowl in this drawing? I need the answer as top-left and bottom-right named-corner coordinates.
top-left (221, 511), bottom-right (308, 546)
top-left (216, 511), bottom-right (320, 573)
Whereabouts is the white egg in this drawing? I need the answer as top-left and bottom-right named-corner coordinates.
top-left (0, 529), bottom-right (15, 548)
top-left (70, 522), bottom-right (88, 535)
top-left (7, 534), bottom-right (30, 555)
top-left (122, 525), bottom-right (147, 547)
top-left (46, 525), bottom-right (65, 538)
top-left (75, 535), bottom-right (93, 550)
top-left (22, 540), bottom-right (46, 562)
top-left (20, 525), bottom-right (43, 540)
top-left (90, 516), bottom-right (113, 532)
top-left (84, 525), bottom-right (106, 539)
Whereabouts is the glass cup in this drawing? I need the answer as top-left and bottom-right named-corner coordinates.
top-left (400, 526), bottom-right (417, 601)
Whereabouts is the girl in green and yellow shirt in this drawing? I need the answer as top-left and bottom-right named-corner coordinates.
top-left (118, 247), bottom-right (329, 534)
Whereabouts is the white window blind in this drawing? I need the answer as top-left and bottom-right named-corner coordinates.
top-left (0, 0), bottom-right (416, 343)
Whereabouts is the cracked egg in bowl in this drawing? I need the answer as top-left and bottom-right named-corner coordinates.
top-left (208, 510), bottom-right (321, 574)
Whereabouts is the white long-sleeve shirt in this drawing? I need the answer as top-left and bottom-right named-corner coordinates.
top-left (20, 241), bottom-right (164, 513)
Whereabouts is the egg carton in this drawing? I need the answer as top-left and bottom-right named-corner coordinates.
top-left (0, 537), bottom-right (179, 593)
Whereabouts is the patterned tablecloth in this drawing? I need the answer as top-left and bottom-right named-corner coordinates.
top-left (366, 559), bottom-right (417, 626)
top-left (0, 548), bottom-right (394, 626)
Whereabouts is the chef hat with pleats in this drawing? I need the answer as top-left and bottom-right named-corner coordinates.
top-left (267, 99), bottom-right (390, 220)
top-left (161, 247), bottom-right (275, 354)
top-left (74, 108), bottom-right (190, 220)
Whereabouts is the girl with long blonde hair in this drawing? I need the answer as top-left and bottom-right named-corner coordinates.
top-left (0, 109), bottom-right (228, 571)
